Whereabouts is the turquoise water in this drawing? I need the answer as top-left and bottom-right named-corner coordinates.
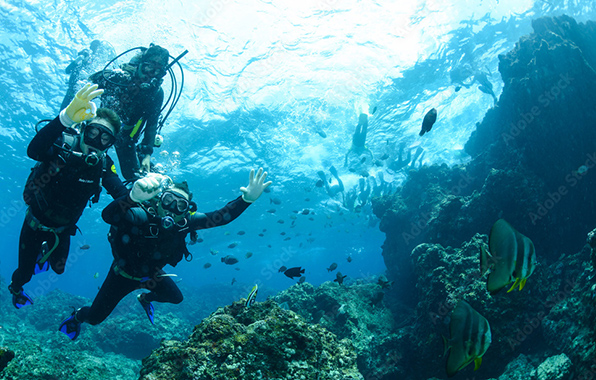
top-left (0, 0), bottom-right (593, 301)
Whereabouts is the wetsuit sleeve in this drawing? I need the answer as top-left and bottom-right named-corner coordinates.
top-left (189, 196), bottom-right (251, 231)
top-left (27, 116), bottom-right (66, 162)
top-left (102, 194), bottom-right (148, 225)
top-left (137, 87), bottom-right (164, 156)
top-left (102, 155), bottom-right (128, 199)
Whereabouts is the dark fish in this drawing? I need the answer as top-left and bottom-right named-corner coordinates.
top-left (237, 231), bottom-right (246, 235)
top-left (203, 263), bottom-right (212, 269)
top-left (245, 252), bottom-right (253, 259)
top-left (267, 208), bottom-right (276, 214)
top-left (347, 256), bottom-right (353, 263)
top-left (298, 276), bottom-right (306, 284)
top-left (231, 277), bottom-right (237, 285)
top-left (277, 219), bottom-right (285, 224)
top-left (263, 229), bottom-right (267, 232)
top-left (455, 85), bottom-right (462, 92)
top-left (316, 129), bottom-right (327, 138)
top-left (284, 237), bottom-right (291, 241)
top-left (419, 108), bottom-right (437, 136)
top-left (210, 249), bottom-right (219, 255)
top-left (327, 262), bottom-right (338, 272)
top-left (258, 233), bottom-right (265, 237)
top-left (264, 187), bottom-right (271, 193)
top-left (221, 255), bottom-right (239, 265)
top-left (308, 217), bottom-right (314, 221)
top-left (305, 198), bottom-right (310, 202)
top-left (444, 300), bottom-right (491, 377)
top-left (228, 242), bottom-right (238, 249)
top-left (480, 219), bottom-right (537, 295)
top-left (315, 180), bottom-right (324, 188)
top-left (197, 238), bottom-right (204, 243)
top-left (334, 272), bottom-right (347, 285)
top-left (280, 232), bottom-right (286, 236)
top-left (278, 265), bottom-right (287, 273)
top-left (301, 209), bottom-right (310, 215)
top-left (270, 197), bottom-right (282, 205)
top-left (377, 275), bottom-right (393, 289)
top-left (284, 266), bottom-right (305, 279)
top-left (79, 244), bottom-right (90, 250)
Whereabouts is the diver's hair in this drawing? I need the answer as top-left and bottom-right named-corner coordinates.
top-left (144, 44), bottom-right (169, 66)
top-left (173, 181), bottom-right (192, 201)
top-left (95, 108), bottom-right (121, 134)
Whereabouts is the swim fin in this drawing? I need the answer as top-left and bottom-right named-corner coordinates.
top-left (138, 293), bottom-right (155, 325)
top-left (58, 309), bottom-right (82, 340)
top-left (8, 283), bottom-right (33, 309)
top-left (34, 241), bottom-right (50, 274)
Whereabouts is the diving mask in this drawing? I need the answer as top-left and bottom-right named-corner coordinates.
top-left (83, 123), bottom-right (116, 151)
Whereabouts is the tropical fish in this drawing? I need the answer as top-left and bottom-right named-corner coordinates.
top-left (315, 180), bottom-right (324, 188)
top-left (334, 272), bottom-right (347, 285)
top-left (245, 284), bottom-right (258, 307)
top-left (480, 219), bottom-right (537, 295)
top-left (258, 233), bottom-right (265, 237)
top-left (203, 263), bottom-right (212, 269)
top-left (210, 249), bottom-right (219, 256)
top-left (237, 231), bottom-right (246, 235)
top-left (231, 277), bottom-right (237, 285)
top-left (245, 252), bottom-right (253, 259)
top-left (284, 266), bottom-right (305, 279)
top-left (228, 242), bottom-right (238, 249)
top-left (277, 219), bottom-right (285, 224)
top-left (221, 255), bottom-right (239, 265)
top-left (224, 231), bottom-right (231, 236)
top-left (284, 237), bottom-right (291, 241)
top-left (278, 266), bottom-right (287, 273)
top-left (267, 208), bottom-right (276, 214)
top-left (419, 108), bottom-right (437, 136)
top-left (377, 275), bottom-right (393, 289)
top-left (197, 238), bottom-right (204, 243)
top-left (79, 244), bottom-right (90, 250)
top-left (270, 197), bottom-right (282, 205)
top-left (347, 255), bottom-right (353, 263)
top-left (93, 272), bottom-right (99, 279)
top-left (302, 209), bottom-right (310, 215)
top-left (298, 276), bottom-right (306, 284)
top-left (327, 262), bottom-right (338, 272)
top-left (443, 300), bottom-right (491, 378)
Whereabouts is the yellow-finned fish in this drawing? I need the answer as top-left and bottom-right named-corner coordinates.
top-left (245, 284), bottom-right (258, 308)
top-left (443, 300), bottom-right (491, 378)
top-left (480, 219), bottom-right (537, 295)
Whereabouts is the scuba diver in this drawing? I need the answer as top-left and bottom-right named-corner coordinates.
top-left (90, 44), bottom-right (180, 181)
top-left (60, 40), bottom-right (115, 111)
top-left (9, 84), bottom-right (128, 309)
top-left (345, 108), bottom-right (375, 177)
top-left (317, 165), bottom-right (344, 198)
top-left (58, 168), bottom-right (272, 340)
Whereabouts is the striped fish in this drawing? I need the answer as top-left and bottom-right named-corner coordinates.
top-left (245, 284), bottom-right (258, 308)
top-left (480, 219), bottom-right (537, 295)
top-left (443, 300), bottom-right (492, 377)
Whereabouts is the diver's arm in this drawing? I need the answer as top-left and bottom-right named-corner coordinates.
top-left (102, 194), bottom-right (148, 225)
top-left (138, 88), bottom-right (164, 158)
top-left (27, 117), bottom-right (66, 161)
top-left (102, 155), bottom-right (128, 199)
top-left (189, 196), bottom-right (251, 230)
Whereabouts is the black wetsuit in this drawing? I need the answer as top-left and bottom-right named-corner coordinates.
top-left (90, 69), bottom-right (164, 180)
top-left (11, 117), bottom-right (127, 291)
top-left (76, 194), bottom-right (251, 325)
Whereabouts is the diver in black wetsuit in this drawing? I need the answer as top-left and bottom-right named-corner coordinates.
top-left (58, 168), bottom-right (272, 340)
top-left (9, 84), bottom-right (128, 309)
top-left (345, 112), bottom-right (374, 176)
top-left (60, 40), bottom-right (115, 111)
top-left (90, 44), bottom-right (169, 180)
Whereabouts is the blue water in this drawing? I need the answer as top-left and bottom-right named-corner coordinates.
top-left (0, 0), bottom-right (594, 302)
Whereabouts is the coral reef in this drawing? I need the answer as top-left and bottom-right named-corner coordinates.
top-left (139, 299), bottom-right (363, 380)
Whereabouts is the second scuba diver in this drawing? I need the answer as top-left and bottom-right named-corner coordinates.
top-left (58, 168), bottom-right (272, 340)
top-left (9, 84), bottom-right (127, 309)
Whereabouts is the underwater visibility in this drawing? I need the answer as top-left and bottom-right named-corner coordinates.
top-left (1, 0), bottom-right (596, 379)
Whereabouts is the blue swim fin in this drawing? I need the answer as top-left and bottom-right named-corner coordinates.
top-left (138, 294), bottom-right (155, 325)
top-left (8, 283), bottom-right (33, 309)
top-left (58, 310), bottom-right (82, 340)
top-left (34, 241), bottom-right (50, 275)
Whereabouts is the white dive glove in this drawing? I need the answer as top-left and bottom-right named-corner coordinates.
top-left (130, 173), bottom-right (169, 203)
top-left (59, 83), bottom-right (104, 127)
top-left (240, 168), bottom-right (272, 203)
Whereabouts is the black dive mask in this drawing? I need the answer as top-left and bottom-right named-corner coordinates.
top-left (83, 123), bottom-right (116, 151)
top-left (160, 191), bottom-right (190, 215)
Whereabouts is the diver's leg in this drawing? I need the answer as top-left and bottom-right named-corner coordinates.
top-left (48, 230), bottom-right (72, 275)
top-left (77, 263), bottom-right (138, 325)
top-left (11, 221), bottom-right (46, 290)
top-left (143, 271), bottom-right (183, 304)
top-left (115, 135), bottom-right (140, 181)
